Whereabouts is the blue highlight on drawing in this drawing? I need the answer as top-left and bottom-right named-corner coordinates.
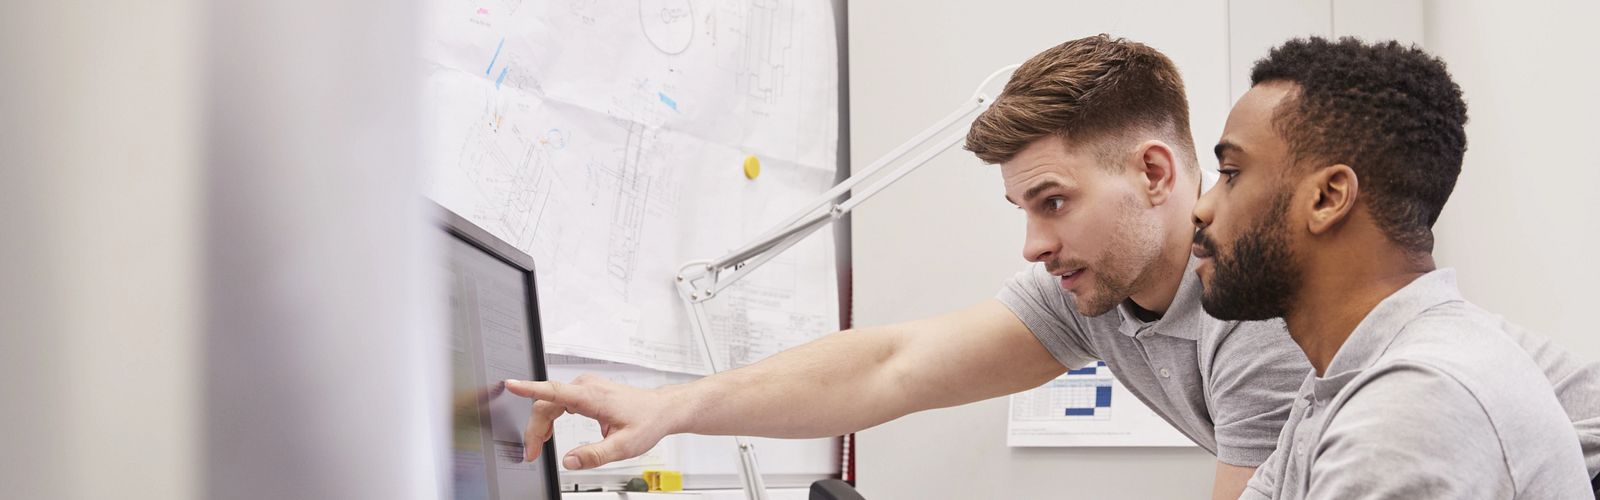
top-left (486, 37), bottom-right (505, 76)
top-left (1095, 386), bottom-right (1112, 407)
top-left (1064, 408), bottom-right (1096, 416)
top-left (658, 92), bottom-right (678, 111)
top-left (486, 37), bottom-right (511, 90)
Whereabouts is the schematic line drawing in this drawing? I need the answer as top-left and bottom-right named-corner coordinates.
top-left (639, 0), bottom-right (694, 55)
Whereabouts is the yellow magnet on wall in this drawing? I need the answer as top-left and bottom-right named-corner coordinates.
top-left (743, 155), bottom-right (761, 179)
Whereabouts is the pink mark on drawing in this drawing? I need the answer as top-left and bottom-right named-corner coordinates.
top-left (476, 7), bottom-right (489, 15)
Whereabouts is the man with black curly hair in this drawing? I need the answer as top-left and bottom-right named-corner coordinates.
top-left (1193, 37), bottom-right (1595, 499)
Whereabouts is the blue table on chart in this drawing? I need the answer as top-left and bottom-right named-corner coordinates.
top-left (1013, 361), bottom-right (1114, 420)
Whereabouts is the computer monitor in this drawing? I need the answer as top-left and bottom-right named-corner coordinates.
top-left (440, 207), bottom-right (561, 500)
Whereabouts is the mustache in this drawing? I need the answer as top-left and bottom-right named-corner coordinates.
top-left (1192, 228), bottom-right (1218, 257)
top-left (1045, 259), bottom-right (1089, 276)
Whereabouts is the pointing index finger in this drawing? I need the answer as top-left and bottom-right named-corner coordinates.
top-left (503, 379), bottom-right (556, 399)
top-left (504, 379), bottom-right (594, 409)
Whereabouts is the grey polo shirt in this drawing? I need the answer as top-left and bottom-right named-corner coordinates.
top-left (997, 256), bottom-right (1311, 466)
top-left (1504, 320), bottom-right (1600, 479)
top-left (1240, 269), bottom-right (1591, 500)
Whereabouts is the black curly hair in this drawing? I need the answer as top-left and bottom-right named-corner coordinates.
top-left (1250, 37), bottom-right (1468, 253)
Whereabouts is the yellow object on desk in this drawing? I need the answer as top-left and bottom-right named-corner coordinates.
top-left (743, 155), bottom-right (761, 179)
top-left (642, 469), bottom-right (684, 492)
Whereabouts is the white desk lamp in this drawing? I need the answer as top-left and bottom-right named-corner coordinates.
top-left (672, 63), bottom-right (1020, 500)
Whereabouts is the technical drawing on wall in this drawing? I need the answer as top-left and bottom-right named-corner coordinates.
top-left (422, 0), bottom-right (842, 376)
top-left (710, 0), bottom-right (795, 106)
top-left (640, 0), bottom-right (695, 55)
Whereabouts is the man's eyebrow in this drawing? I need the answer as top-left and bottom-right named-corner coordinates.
top-left (1214, 141), bottom-right (1244, 160)
top-left (1005, 180), bottom-right (1067, 206)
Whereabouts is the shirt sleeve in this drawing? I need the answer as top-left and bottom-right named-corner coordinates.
top-left (995, 263), bottom-right (1097, 370)
top-left (1239, 447), bottom-right (1284, 500)
top-left (1307, 364), bottom-right (1512, 500)
top-left (1208, 320), bottom-right (1310, 467)
top-left (1502, 320), bottom-right (1600, 478)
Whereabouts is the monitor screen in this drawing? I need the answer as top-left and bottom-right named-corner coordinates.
top-left (443, 211), bottom-right (561, 500)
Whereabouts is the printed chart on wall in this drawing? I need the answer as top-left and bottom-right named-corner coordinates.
top-left (422, 0), bottom-right (842, 376)
top-left (1007, 361), bottom-right (1195, 447)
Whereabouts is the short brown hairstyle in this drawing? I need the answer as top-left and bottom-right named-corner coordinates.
top-left (965, 34), bottom-right (1195, 169)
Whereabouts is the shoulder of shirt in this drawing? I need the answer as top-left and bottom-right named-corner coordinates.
top-left (1323, 359), bottom-right (1507, 458)
top-left (1353, 320), bottom-right (1553, 421)
top-left (1327, 358), bottom-right (1578, 497)
top-left (1380, 300), bottom-right (1524, 369)
top-left (1339, 299), bottom-right (1545, 404)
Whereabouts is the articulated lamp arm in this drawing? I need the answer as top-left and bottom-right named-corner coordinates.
top-left (671, 63), bottom-right (1018, 500)
top-left (676, 63), bottom-right (1019, 306)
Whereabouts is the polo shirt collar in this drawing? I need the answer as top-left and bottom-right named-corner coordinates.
top-left (1310, 268), bottom-right (1463, 402)
top-left (1115, 255), bottom-right (1207, 341)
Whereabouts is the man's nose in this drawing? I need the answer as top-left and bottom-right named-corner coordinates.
top-left (1022, 219), bottom-right (1061, 263)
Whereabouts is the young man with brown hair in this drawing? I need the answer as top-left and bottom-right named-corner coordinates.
top-left (504, 35), bottom-right (1600, 498)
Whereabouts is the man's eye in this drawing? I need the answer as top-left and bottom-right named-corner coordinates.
top-left (1046, 197), bottom-right (1066, 212)
top-left (1220, 168), bottom-right (1240, 183)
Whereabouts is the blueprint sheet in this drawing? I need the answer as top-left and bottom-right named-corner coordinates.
top-left (423, 0), bottom-right (842, 375)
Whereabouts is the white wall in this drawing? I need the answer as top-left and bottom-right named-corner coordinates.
top-left (848, 1), bottom-right (1421, 498)
top-left (0, 2), bottom-right (443, 499)
top-left (1227, 0), bottom-right (1426, 103)
top-left (0, 3), bottom-right (201, 498)
top-left (1427, 0), bottom-right (1600, 360)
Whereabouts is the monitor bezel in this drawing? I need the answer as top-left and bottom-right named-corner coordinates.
top-left (438, 204), bottom-right (563, 499)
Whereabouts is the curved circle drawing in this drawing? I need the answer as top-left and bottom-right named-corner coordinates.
top-left (539, 128), bottom-right (568, 150)
top-left (639, 0), bottom-right (694, 55)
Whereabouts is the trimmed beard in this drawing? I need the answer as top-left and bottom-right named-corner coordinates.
top-left (1065, 194), bottom-right (1165, 317)
top-left (1195, 192), bottom-right (1299, 321)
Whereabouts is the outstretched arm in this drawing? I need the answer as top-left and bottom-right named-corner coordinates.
top-left (505, 299), bottom-right (1065, 470)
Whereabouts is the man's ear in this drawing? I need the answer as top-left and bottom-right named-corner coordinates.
top-left (1134, 140), bottom-right (1178, 206)
top-left (1306, 164), bottom-right (1359, 235)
